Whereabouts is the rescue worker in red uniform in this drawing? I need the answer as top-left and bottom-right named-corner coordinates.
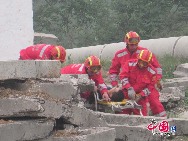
top-left (61, 55), bottom-right (110, 101)
top-left (19, 44), bottom-right (66, 63)
top-left (109, 31), bottom-right (166, 117)
top-left (119, 50), bottom-right (165, 116)
top-left (109, 31), bottom-right (162, 87)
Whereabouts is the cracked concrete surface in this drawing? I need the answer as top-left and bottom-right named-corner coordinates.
top-left (1, 61), bottom-right (188, 141)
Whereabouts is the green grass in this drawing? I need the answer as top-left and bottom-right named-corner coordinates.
top-left (100, 58), bottom-right (112, 79)
top-left (158, 54), bottom-right (188, 79)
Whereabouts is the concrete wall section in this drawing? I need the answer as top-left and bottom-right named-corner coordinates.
top-left (0, 60), bottom-right (61, 80)
top-left (0, 0), bottom-right (34, 60)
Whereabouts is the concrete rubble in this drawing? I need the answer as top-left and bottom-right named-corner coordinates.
top-left (164, 77), bottom-right (188, 88)
top-left (0, 61), bottom-right (188, 141)
top-left (0, 119), bottom-right (55, 141)
top-left (160, 86), bottom-right (185, 103)
top-left (38, 127), bottom-right (116, 141)
top-left (173, 63), bottom-right (188, 77)
top-left (34, 32), bottom-right (59, 45)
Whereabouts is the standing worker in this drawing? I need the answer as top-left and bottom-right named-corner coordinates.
top-left (119, 50), bottom-right (164, 116)
top-left (109, 31), bottom-right (166, 117)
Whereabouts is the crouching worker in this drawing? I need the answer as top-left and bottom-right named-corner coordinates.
top-left (118, 50), bottom-right (163, 116)
top-left (61, 55), bottom-right (110, 102)
top-left (19, 44), bottom-right (66, 63)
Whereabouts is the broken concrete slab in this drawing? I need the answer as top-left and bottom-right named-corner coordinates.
top-left (68, 105), bottom-right (107, 127)
top-left (36, 74), bottom-right (95, 100)
top-left (60, 74), bottom-right (78, 84)
top-left (37, 98), bottom-right (71, 119)
top-left (60, 74), bottom-right (95, 93)
top-left (35, 60), bottom-right (61, 78)
top-left (178, 111), bottom-right (188, 119)
top-left (0, 119), bottom-right (55, 141)
top-left (0, 97), bottom-right (41, 117)
top-left (38, 82), bottom-right (77, 100)
top-left (0, 96), bottom-right (71, 119)
top-left (108, 123), bottom-right (161, 141)
top-left (95, 112), bottom-right (166, 126)
top-left (161, 86), bottom-right (185, 94)
top-left (163, 77), bottom-right (188, 89)
top-left (0, 79), bottom-right (78, 101)
top-left (173, 63), bottom-right (188, 77)
top-left (77, 75), bottom-right (95, 93)
top-left (1, 61), bottom-right (188, 141)
top-left (34, 32), bottom-right (58, 45)
top-left (39, 127), bottom-right (116, 141)
top-left (95, 112), bottom-right (188, 141)
top-left (160, 87), bottom-right (185, 103)
top-left (0, 60), bottom-right (61, 80)
top-left (108, 114), bottom-right (188, 140)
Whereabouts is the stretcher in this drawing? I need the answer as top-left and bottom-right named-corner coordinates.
top-left (94, 92), bottom-right (143, 116)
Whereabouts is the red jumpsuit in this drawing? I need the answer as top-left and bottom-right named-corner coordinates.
top-left (119, 59), bottom-right (161, 116)
top-left (19, 44), bottom-right (55, 60)
top-left (61, 64), bottom-right (108, 99)
top-left (109, 46), bottom-right (166, 117)
top-left (109, 46), bottom-right (162, 86)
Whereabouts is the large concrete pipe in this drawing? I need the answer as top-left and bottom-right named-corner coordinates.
top-left (66, 36), bottom-right (188, 62)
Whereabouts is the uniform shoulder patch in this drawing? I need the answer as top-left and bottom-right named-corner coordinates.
top-left (117, 51), bottom-right (128, 58)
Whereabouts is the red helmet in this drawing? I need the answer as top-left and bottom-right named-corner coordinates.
top-left (84, 56), bottom-right (101, 72)
top-left (124, 31), bottom-right (140, 45)
top-left (137, 50), bottom-right (153, 63)
top-left (51, 46), bottom-right (66, 63)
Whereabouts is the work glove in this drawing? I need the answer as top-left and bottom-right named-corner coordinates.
top-left (102, 92), bottom-right (111, 101)
top-left (156, 80), bottom-right (163, 91)
top-left (127, 87), bottom-right (136, 100)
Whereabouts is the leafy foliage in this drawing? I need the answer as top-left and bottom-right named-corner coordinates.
top-left (33, 0), bottom-right (188, 49)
